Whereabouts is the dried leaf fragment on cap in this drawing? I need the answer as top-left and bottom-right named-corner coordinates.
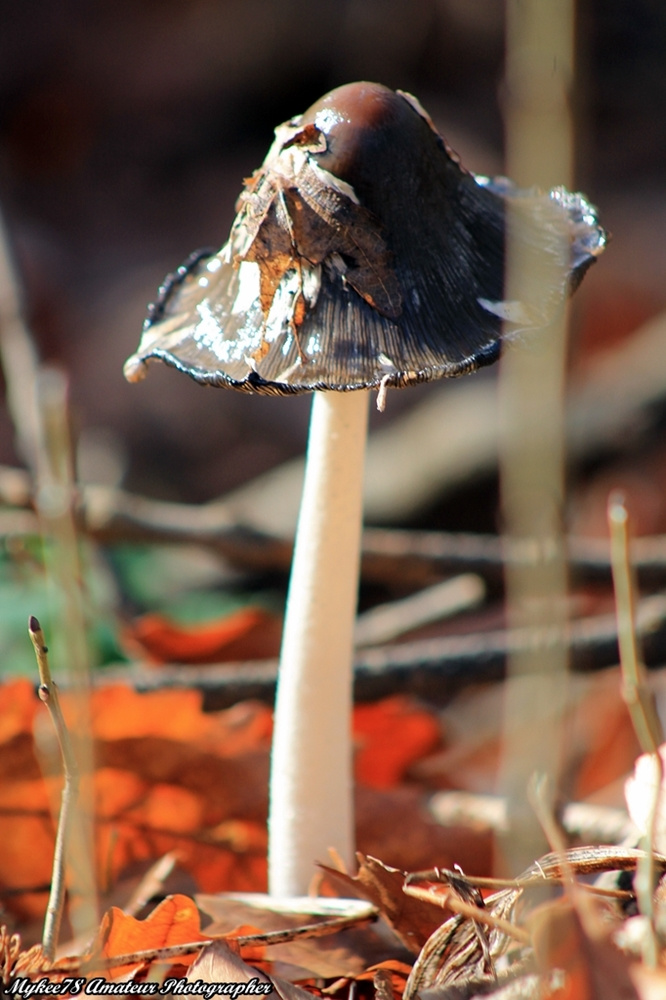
top-left (124, 83), bottom-right (606, 395)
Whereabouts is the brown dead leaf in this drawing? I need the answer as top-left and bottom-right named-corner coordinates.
top-left (320, 854), bottom-right (444, 954)
top-left (91, 769), bottom-right (147, 830)
top-left (0, 678), bottom-right (485, 930)
top-left (414, 668), bottom-right (641, 805)
top-left (355, 958), bottom-right (413, 993)
top-left (198, 896), bottom-right (397, 981)
top-left (96, 736), bottom-right (269, 822)
top-left (529, 898), bottom-right (639, 1000)
top-left (0, 730), bottom-right (41, 782)
top-left (185, 938), bottom-right (317, 1000)
top-left (355, 785), bottom-right (493, 878)
top-left (571, 672), bottom-right (641, 802)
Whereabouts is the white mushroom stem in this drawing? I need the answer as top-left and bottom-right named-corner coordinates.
top-left (268, 388), bottom-right (369, 896)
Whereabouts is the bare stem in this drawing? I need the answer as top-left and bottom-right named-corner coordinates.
top-left (608, 495), bottom-right (663, 752)
top-left (497, 0), bottom-right (573, 875)
top-left (269, 390), bottom-right (369, 895)
top-left (29, 615), bottom-right (80, 962)
top-left (608, 494), bottom-right (663, 967)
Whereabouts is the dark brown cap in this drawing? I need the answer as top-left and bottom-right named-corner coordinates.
top-left (124, 82), bottom-right (606, 394)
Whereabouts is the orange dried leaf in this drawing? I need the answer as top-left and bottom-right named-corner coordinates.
top-left (199, 701), bottom-right (273, 758)
top-left (93, 767), bottom-right (148, 819)
top-left (355, 958), bottom-right (412, 993)
top-left (84, 684), bottom-right (209, 741)
top-left (572, 672), bottom-right (641, 801)
top-left (0, 777), bottom-right (57, 919)
top-left (197, 897), bottom-right (390, 981)
top-left (353, 697), bottom-right (441, 790)
top-left (123, 607), bottom-right (282, 665)
top-left (226, 923), bottom-right (267, 964)
top-left (124, 783), bottom-right (205, 833)
top-left (95, 893), bottom-right (208, 976)
top-left (0, 678), bottom-right (39, 742)
top-left (530, 898), bottom-right (638, 1000)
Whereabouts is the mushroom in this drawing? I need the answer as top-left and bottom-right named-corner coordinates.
top-left (124, 82), bottom-right (606, 896)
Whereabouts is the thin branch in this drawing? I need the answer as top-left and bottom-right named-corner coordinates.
top-left (403, 883), bottom-right (530, 946)
top-left (29, 615), bottom-right (80, 962)
top-left (39, 908), bottom-right (377, 977)
top-left (92, 592), bottom-right (666, 708)
top-left (428, 790), bottom-right (637, 845)
top-left (5, 463), bottom-right (666, 585)
top-left (354, 573), bottom-right (485, 647)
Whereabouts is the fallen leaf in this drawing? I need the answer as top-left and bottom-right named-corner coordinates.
top-left (320, 854), bottom-right (444, 954)
top-left (198, 896), bottom-right (396, 981)
top-left (0, 678), bottom-right (39, 743)
top-left (413, 669), bottom-right (641, 804)
top-left (94, 893), bottom-right (208, 977)
top-left (81, 684), bottom-right (214, 741)
top-left (0, 777), bottom-right (57, 920)
top-left (530, 898), bottom-right (639, 1000)
top-left (572, 673), bottom-right (641, 802)
top-left (185, 938), bottom-right (316, 1000)
top-left (353, 697), bottom-right (441, 789)
top-left (122, 607), bottom-right (282, 664)
top-left (355, 785), bottom-right (493, 878)
top-left (355, 958), bottom-right (413, 992)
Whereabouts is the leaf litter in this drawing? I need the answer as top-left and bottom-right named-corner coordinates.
top-left (4, 661), bottom-right (666, 998)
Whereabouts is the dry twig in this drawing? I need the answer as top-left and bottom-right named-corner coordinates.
top-left (29, 616), bottom-right (79, 962)
top-left (92, 591), bottom-right (666, 708)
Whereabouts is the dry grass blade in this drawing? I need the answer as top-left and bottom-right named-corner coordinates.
top-left (29, 616), bottom-right (79, 963)
top-left (608, 495), bottom-right (664, 754)
top-left (608, 493), bottom-right (663, 968)
top-left (429, 791), bottom-right (637, 846)
top-left (0, 926), bottom-right (22, 986)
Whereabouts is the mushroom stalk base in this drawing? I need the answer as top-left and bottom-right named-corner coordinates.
top-left (269, 389), bottom-right (369, 896)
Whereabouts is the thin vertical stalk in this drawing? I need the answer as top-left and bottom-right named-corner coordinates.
top-left (35, 369), bottom-right (98, 940)
top-left (269, 389), bottom-right (369, 896)
top-left (0, 207), bottom-right (98, 939)
top-left (29, 617), bottom-right (79, 962)
top-left (497, 0), bottom-right (574, 875)
top-left (608, 494), bottom-right (663, 967)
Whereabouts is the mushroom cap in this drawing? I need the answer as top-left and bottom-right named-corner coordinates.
top-left (124, 82), bottom-right (606, 394)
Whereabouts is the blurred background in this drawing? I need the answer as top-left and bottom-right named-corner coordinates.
top-left (1, 0), bottom-right (664, 527)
